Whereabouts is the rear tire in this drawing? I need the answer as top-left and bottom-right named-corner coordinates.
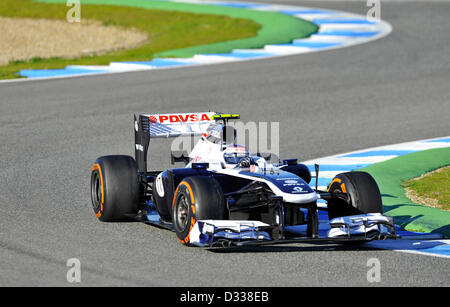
top-left (327, 171), bottom-right (382, 221)
top-left (172, 176), bottom-right (227, 245)
top-left (91, 155), bottom-right (140, 222)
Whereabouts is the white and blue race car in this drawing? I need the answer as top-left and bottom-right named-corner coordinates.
top-left (90, 112), bottom-right (396, 247)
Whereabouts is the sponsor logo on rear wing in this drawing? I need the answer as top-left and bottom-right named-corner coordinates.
top-left (142, 112), bottom-right (216, 138)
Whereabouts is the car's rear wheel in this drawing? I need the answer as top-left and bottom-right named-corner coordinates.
top-left (172, 176), bottom-right (227, 245)
top-left (327, 171), bottom-right (383, 220)
top-left (91, 155), bottom-right (140, 222)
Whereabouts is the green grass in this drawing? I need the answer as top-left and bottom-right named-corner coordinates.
top-left (0, 0), bottom-right (261, 79)
top-left (403, 166), bottom-right (450, 211)
top-left (359, 147), bottom-right (450, 237)
top-left (37, 0), bottom-right (318, 58)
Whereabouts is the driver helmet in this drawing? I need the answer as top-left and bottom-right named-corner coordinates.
top-left (204, 124), bottom-right (236, 146)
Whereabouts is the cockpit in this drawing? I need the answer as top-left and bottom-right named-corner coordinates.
top-left (223, 145), bottom-right (250, 165)
top-left (204, 124), bottom-right (250, 166)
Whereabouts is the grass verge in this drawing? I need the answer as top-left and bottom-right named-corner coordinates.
top-left (37, 0), bottom-right (318, 58)
top-left (403, 166), bottom-right (450, 212)
top-left (359, 147), bottom-right (450, 237)
top-left (0, 0), bottom-right (261, 79)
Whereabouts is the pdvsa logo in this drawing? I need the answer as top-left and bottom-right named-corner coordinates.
top-left (155, 113), bottom-right (212, 124)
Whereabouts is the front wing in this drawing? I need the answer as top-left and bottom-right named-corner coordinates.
top-left (139, 206), bottom-right (397, 247)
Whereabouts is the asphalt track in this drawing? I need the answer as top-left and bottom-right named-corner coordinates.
top-left (0, 0), bottom-right (449, 286)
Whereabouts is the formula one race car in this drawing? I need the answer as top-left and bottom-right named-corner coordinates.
top-left (90, 112), bottom-right (396, 247)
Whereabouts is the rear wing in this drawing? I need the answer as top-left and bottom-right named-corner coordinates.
top-left (134, 112), bottom-right (240, 172)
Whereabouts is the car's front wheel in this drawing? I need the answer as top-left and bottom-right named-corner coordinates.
top-left (172, 176), bottom-right (228, 245)
top-left (327, 171), bottom-right (383, 220)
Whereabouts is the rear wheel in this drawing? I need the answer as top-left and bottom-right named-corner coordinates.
top-left (172, 176), bottom-right (227, 245)
top-left (327, 171), bottom-right (382, 220)
top-left (91, 155), bottom-right (140, 222)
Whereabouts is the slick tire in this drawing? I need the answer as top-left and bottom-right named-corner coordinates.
top-left (327, 171), bottom-right (383, 221)
top-left (172, 176), bottom-right (227, 245)
top-left (91, 155), bottom-right (140, 222)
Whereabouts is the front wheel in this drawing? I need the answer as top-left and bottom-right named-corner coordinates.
top-left (327, 171), bottom-right (383, 220)
top-left (172, 176), bottom-right (227, 245)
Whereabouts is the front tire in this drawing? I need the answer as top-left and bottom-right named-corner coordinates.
top-left (172, 176), bottom-right (227, 245)
top-left (91, 155), bottom-right (140, 222)
top-left (327, 171), bottom-right (383, 220)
